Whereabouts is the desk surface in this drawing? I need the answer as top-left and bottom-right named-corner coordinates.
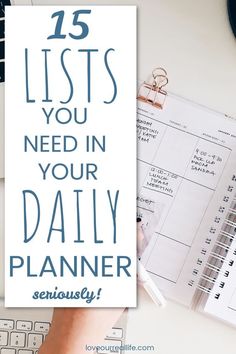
top-left (128, 1), bottom-right (236, 352)
top-left (125, 1), bottom-right (236, 352)
top-left (31, 0), bottom-right (236, 118)
top-left (2, 0), bottom-right (236, 352)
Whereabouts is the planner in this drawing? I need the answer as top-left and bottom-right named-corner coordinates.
top-left (138, 69), bottom-right (236, 327)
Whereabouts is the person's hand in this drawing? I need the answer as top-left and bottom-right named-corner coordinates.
top-left (38, 307), bottom-right (125, 354)
top-left (39, 222), bottom-right (142, 354)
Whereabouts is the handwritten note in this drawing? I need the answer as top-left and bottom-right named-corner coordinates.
top-left (138, 93), bottom-right (236, 308)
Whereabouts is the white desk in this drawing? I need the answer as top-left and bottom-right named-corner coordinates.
top-left (3, 0), bottom-right (236, 352)
top-left (127, 288), bottom-right (236, 354)
top-left (68, 1), bottom-right (236, 353)
top-left (31, 0), bottom-right (236, 118)
top-left (125, 1), bottom-right (236, 352)
top-left (128, 1), bottom-right (236, 352)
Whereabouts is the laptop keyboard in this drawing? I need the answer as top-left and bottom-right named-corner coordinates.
top-left (0, 318), bottom-right (49, 353)
top-left (0, 0), bottom-right (11, 83)
top-left (0, 317), bottom-right (124, 353)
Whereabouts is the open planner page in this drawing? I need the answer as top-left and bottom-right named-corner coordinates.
top-left (138, 93), bottom-right (236, 308)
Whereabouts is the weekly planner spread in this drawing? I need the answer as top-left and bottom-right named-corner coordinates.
top-left (138, 92), bottom-right (236, 326)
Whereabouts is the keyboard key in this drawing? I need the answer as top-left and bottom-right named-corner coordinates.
top-left (16, 321), bottom-right (33, 331)
top-left (0, 331), bottom-right (8, 345)
top-left (0, 0), bottom-right (11, 18)
top-left (106, 328), bottom-right (123, 339)
top-left (34, 322), bottom-right (50, 333)
top-left (0, 61), bottom-right (4, 82)
top-left (0, 319), bottom-right (14, 330)
top-left (97, 340), bottom-right (122, 354)
top-left (0, 20), bottom-right (4, 39)
top-left (10, 332), bottom-right (26, 347)
top-left (28, 334), bottom-right (43, 349)
top-left (0, 4), bottom-right (4, 19)
top-left (19, 351), bottom-right (33, 354)
top-left (0, 40), bottom-right (4, 59)
top-left (0, 350), bottom-right (16, 354)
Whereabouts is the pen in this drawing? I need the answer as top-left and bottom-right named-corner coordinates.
top-left (137, 218), bottom-right (166, 307)
top-left (138, 261), bottom-right (166, 307)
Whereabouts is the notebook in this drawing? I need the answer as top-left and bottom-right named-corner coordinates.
top-left (138, 69), bottom-right (236, 327)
